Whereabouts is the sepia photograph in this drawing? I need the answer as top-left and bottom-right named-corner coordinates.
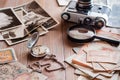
top-left (5, 26), bottom-right (48, 46)
top-left (0, 27), bottom-right (25, 40)
top-left (0, 8), bottom-right (22, 32)
top-left (4, 1), bottom-right (59, 45)
top-left (37, 25), bottom-right (48, 36)
top-left (5, 35), bottom-right (28, 45)
top-left (23, 12), bottom-right (49, 36)
top-left (13, 7), bottom-right (27, 22)
top-left (22, 1), bottom-right (59, 29)
top-left (0, 8), bottom-right (26, 40)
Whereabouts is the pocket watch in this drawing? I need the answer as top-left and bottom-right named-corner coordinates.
top-left (27, 32), bottom-right (50, 57)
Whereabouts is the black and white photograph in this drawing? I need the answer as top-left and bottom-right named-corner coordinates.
top-left (13, 7), bottom-right (27, 22)
top-left (22, 1), bottom-right (59, 29)
top-left (22, 12), bottom-right (49, 36)
top-left (0, 8), bottom-right (22, 32)
top-left (3, 1), bottom-right (59, 45)
top-left (0, 8), bottom-right (26, 40)
top-left (0, 27), bottom-right (25, 40)
top-left (5, 25), bottom-right (48, 45)
top-left (5, 35), bottom-right (28, 46)
top-left (37, 25), bottom-right (48, 36)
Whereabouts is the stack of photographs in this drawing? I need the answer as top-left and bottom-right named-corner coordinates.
top-left (0, 1), bottom-right (59, 45)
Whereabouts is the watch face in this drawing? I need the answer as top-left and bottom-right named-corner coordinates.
top-left (31, 45), bottom-right (50, 57)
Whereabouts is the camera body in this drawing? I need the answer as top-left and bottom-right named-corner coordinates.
top-left (61, 0), bottom-right (111, 29)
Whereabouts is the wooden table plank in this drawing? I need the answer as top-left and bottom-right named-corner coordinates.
top-left (0, 0), bottom-right (68, 80)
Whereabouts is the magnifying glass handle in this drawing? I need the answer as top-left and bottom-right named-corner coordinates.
top-left (94, 36), bottom-right (120, 44)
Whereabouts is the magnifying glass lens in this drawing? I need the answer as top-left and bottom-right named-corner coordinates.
top-left (69, 28), bottom-right (95, 39)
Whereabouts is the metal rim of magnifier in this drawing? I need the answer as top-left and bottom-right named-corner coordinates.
top-left (67, 24), bottom-right (96, 43)
top-left (67, 24), bottom-right (120, 44)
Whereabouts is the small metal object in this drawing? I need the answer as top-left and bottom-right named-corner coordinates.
top-left (27, 32), bottom-right (50, 58)
top-left (27, 33), bottom-right (65, 72)
top-left (31, 45), bottom-right (50, 57)
top-left (27, 32), bottom-right (39, 49)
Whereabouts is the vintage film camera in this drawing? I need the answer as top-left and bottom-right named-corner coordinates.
top-left (61, 0), bottom-right (111, 29)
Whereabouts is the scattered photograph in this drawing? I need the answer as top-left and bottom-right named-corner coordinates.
top-left (5, 35), bottom-right (28, 46)
top-left (5, 26), bottom-right (48, 46)
top-left (22, 1), bottom-right (59, 29)
top-left (1, 6), bottom-right (49, 40)
top-left (37, 26), bottom-right (48, 36)
top-left (0, 34), bottom-right (4, 40)
top-left (0, 27), bottom-right (25, 40)
top-left (0, 8), bottom-right (22, 32)
top-left (13, 7), bottom-right (27, 22)
top-left (3, 1), bottom-right (59, 45)
top-left (96, 30), bottom-right (120, 42)
top-left (22, 12), bottom-right (49, 36)
top-left (42, 18), bottom-right (58, 29)
top-left (0, 48), bottom-right (17, 64)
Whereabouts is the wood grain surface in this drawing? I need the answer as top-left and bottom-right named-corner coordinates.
top-left (0, 0), bottom-right (119, 80)
top-left (0, 0), bottom-right (76, 80)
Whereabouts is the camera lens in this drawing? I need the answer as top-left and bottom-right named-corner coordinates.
top-left (94, 17), bottom-right (106, 29)
top-left (77, 0), bottom-right (92, 10)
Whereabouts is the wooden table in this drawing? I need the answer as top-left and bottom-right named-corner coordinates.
top-left (0, 0), bottom-right (120, 80)
top-left (0, 0), bottom-right (78, 80)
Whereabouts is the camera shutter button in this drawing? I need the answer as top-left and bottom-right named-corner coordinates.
top-left (61, 13), bottom-right (70, 21)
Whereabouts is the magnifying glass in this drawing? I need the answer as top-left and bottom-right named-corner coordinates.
top-left (67, 24), bottom-right (120, 44)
